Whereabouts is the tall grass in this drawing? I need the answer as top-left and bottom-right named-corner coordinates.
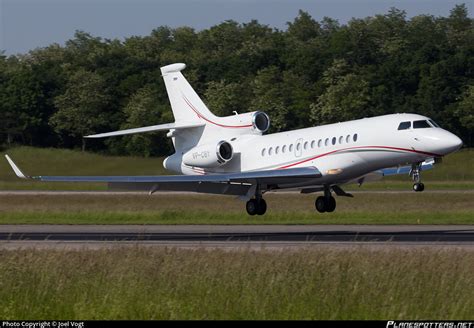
top-left (0, 248), bottom-right (472, 319)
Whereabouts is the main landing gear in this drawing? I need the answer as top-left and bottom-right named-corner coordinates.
top-left (246, 197), bottom-right (267, 216)
top-left (246, 185), bottom-right (267, 216)
top-left (410, 163), bottom-right (425, 192)
top-left (314, 185), bottom-right (336, 213)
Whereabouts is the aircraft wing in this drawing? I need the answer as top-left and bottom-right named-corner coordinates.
top-left (5, 155), bottom-right (321, 196)
top-left (84, 121), bottom-right (204, 138)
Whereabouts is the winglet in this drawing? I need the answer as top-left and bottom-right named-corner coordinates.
top-left (4, 155), bottom-right (29, 179)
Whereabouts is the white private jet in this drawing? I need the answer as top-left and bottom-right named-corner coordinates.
top-left (5, 63), bottom-right (463, 215)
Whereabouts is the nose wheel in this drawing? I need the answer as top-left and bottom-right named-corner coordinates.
top-left (413, 182), bottom-right (425, 192)
top-left (410, 163), bottom-right (425, 192)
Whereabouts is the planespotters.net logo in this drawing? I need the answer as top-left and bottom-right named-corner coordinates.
top-left (387, 322), bottom-right (473, 328)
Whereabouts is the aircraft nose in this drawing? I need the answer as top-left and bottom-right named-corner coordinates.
top-left (441, 132), bottom-right (463, 155)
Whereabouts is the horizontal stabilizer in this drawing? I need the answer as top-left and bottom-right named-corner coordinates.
top-left (84, 122), bottom-right (204, 138)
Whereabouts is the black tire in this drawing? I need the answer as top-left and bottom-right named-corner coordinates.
top-left (257, 199), bottom-right (267, 215)
top-left (315, 196), bottom-right (326, 213)
top-left (326, 196), bottom-right (336, 212)
top-left (413, 182), bottom-right (425, 192)
top-left (246, 199), bottom-right (258, 215)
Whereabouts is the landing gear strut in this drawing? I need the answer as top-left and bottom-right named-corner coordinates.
top-left (410, 163), bottom-right (425, 192)
top-left (315, 185), bottom-right (336, 213)
top-left (246, 185), bottom-right (267, 216)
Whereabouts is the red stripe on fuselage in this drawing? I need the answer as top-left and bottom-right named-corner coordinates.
top-left (278, 146), bottom-right (441, 169)
top-left (182, 95), bottom-right (253, 129)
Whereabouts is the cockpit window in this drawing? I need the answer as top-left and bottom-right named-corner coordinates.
top-left (429, 120), bottom-right (440, 128)
top-left (413, 120), bottom-right (431, 129)
top-left (398, 121), bottom-right (411, 130)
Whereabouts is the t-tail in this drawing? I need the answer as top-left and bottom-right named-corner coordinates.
top-left (85, 63), bottom-right (271, 173)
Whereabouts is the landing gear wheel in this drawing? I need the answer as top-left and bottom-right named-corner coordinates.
top-left (315, 196), bottom-right (326, 213)
top-left (246, 198), bottom-right (267, 216)
top-left (413, 182), bottom-right (425, 192)
top-left (326, 196), bottom-right (336, 212)
top-left (410, 163), bottom-right (425, 192)
top-left (257, 199), bottom-right (267, 216)
top-left (315, 195), bottom-right (337, 213)
top-left (246, 199), bottom-right (258, 216)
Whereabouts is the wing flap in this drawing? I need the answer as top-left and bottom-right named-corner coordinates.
top-left (108, 182), bottom-right (252, 196)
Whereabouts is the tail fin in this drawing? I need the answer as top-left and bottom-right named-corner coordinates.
top-left (161, 63), bottom-right (216, 123)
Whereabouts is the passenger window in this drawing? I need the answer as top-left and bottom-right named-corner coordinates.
top-left (413, 120), bottom-right (431, 129)
top-left (339, 136), bottom-right (343, 144)
top-left (353, 134), bottom-right (358, 142)
top-left (398, 121), bottom-right (411, 130)
top-left (304, 141), bottom-right (308, 150)
top-left (296, 143), bottom-right (301, 151)
top-left (332, 137), bottom-right (336, 145)
top-left (311, 140), bottom-right (315, 148)
top-left (275, 146), bottom-right (279, 154)
top-left (318, 139), bottom-right (322, 148)
top-left (282, 145), bottom-right (286, 153)
top-left (346, 135), bottom-right (350, 143)
top-left (325, 138), bottom-right (329, 146)
top-left (268, 147), bottom-right (273, 155)
top-left (289, 144), bottom-right (293, 152)
top-left (261, 148), bottom-right (266, 156)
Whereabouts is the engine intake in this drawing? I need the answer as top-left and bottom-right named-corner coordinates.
top-left (183, 141), bottom-right (234, 168)
top-left (252, 111), bottom-right (270, 133)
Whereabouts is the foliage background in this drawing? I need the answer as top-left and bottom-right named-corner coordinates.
top-left (0, 5), bottom-right (472, 156)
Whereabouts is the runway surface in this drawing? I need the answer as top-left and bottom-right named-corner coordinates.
top-left (1, 225), bottom-right (473, 249)
top-left (0, 190), bottom-right (472, 195)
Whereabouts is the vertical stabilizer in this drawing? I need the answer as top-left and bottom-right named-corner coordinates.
top-left (160, 63), bottom-right (216, 123)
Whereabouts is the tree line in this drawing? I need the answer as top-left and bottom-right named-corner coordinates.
top-left (0, 4), bottom-right (472, 156)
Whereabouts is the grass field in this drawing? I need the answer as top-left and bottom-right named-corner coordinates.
top-left (0, 147), bottom-right (168, 190)
top-left (0, 192), bottom-right (472, 224)
top-left (0, 146), bottom-right (473, 190)
top-left (0, 247), bottom-right (472, 320)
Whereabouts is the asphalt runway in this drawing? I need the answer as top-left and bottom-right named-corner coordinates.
top-left (0, 190), bottom-right (472, 195)
top-left (1, 225), bottom-right (473, 249)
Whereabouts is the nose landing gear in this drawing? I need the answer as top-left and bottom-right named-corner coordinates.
top-left (410, 163), bottom-right (425, 192)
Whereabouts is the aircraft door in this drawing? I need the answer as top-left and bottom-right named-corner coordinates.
top-left (295, 138), bottom-right (303, 157)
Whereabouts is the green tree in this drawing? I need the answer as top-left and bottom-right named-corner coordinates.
top-left (204, 80), bottom-right (250, 117)
top-left (310, 59), bottom-right (372, 124)
top-left (50, 69), bottom-right (112, 151)
top-left (287, 10), bottom-right (321, 42)
top-left (0, 60), bottom-right (45, 146)
top-left (250, 67), bottom-right (289, 131)
top-left (119, 86), bottom-right (172, 157)
top-left (452, 85), bottom-right (474, 145)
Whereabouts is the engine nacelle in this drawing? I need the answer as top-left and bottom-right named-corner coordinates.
top-left (182, 141), bottom-right (233, 168)
top-left (251, 111), bottom-right (270, 133)
top-left (213, 111), bottom-right (270, 134)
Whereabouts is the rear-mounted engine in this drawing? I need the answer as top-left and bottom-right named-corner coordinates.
top-left (182, 141), bottom-right (234, 168)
